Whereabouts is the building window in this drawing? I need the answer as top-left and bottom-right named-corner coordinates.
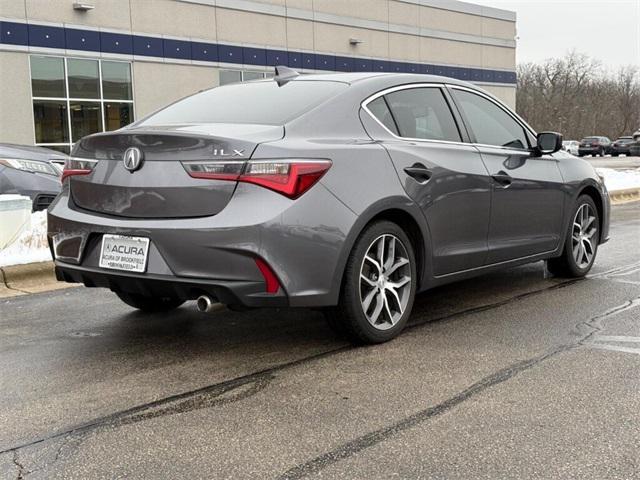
top-left (30, 56), bottom-right (134, 154)
top-left (219, 69), bottom-right (272, 86)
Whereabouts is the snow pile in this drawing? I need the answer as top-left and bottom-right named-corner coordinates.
top-left (596, 167), bottom-right (640, 192)
top-left (0, 210), bottom-right (51, 267)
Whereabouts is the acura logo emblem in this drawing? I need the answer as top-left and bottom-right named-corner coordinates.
top-left (123, 147), bottom-right (143, 172)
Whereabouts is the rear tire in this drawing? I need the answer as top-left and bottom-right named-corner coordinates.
top-left (324, 220), bottom-right (417, 344)
top-left (547, 195), bottom-right (599, 278)
top-left (115, 291), bottom-right (185, 312)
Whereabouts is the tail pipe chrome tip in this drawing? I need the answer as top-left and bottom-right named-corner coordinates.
top-left (196, 295), bottom-right (217, 313)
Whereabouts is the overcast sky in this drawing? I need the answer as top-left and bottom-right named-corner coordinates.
top-left (473, 0), bottom-right (640, 70)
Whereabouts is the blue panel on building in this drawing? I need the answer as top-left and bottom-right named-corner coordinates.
top-left (470, 68), bottom-right (482, 81)
top-left (0, 21), bottom-right (29, 46)
top-left (494, 70), bottom-right (507, 83)
top-left (406, 63), bottom-right (420, 74)
top-left (28, 24), bottom-right (65, 49)
top-left (288, 52), bottom-right (302, 68)
top-left (335, 56), bottom-right (354, 72)
top-left (434, 65), bottom-right (447, 77)
top-left (100, 31), bottom-right (132, 55)
top-left (133, 35), bottom-right (163, 57)
top-left (316, 54), bottom-right (334, 71)
top-left (302, 53), bottom-right (315, 69)
top-left (218, 44), bottom-right (242, 63)
top-left (354, 58), bottom-right (373, 71)
top-left (482, 69), bottom-right (495, 82)
top-left (191, 41), bottom-right (218, 62)
top-left (65, 28), bottom-right (100, 52)
top-left (457, 67), bottom-right (470, 80)
top-left (505, 71), bottom-right (517, 84)
top-left (388, 61), bottom-right (404, 73)
top-left (163, 38), bottom-right (191, 60)
top-left (373, 60), bottom-right (389, 72)
top-left (266, 49), bottom-right (288, 66)
top-left (243, 47), bottom-right (266, 66)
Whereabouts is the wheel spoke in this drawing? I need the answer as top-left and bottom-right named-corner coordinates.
top-left (362, 287), bottom-right (378, 312)
top-left (382, 294), bottom-right (394, 324)
top-left (572, 241), bottom-right (581, 262)
top-left (384, 236), bottom-right (396, 271)
top-left (376, 236), bottom-right (385, 266)
top-left (360, 274), bottom-right (376, 287)
top-left (386, 258), bottom-right (409, 276)
top-left (364, 255), bottom-right (382, 274)
top-left (388, 276), bottom-right (410, 290)
top-left (369, 291), bottom-right (384, 324)
top-left (385, 286), bottom-right (403, 315)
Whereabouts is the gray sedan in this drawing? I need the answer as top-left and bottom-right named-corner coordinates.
top-left (0, 143), bottom-right (64, 211)
top-left (48, 70), bottom-right (610, 344)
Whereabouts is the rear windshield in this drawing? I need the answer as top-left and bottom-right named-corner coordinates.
top-left (616, 138), bottom-right (633, 143)
top-left (582, 137), bottom-right (599, 142)
top-left (139, 80), bottom-right (348, 126)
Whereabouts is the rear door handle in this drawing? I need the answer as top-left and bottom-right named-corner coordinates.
top-left (491, 171), bottom-right (512, 187)
top-left (404, 163), bottom-right (432, 183)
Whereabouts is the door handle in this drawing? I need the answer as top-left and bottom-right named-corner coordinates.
top-left (491, 171), bottom-right (512, 188)
top-left (404, 163), bottom-right (432, 183)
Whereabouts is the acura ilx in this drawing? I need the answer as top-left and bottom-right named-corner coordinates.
top-left (48, 68), bottom-right (610, 343)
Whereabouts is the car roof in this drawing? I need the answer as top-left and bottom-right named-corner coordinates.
top-left (283, 71), bottom-right (481, 89)
top-left (0, 143), bottom-right (68, 160)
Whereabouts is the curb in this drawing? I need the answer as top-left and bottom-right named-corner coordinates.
top-left (0, 261), bottom-right (74, 298)
top-left (609, 188), bottom-right (640, 205)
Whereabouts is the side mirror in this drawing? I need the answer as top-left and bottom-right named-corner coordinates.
top-left (535, 132), bottom-right (563, 156)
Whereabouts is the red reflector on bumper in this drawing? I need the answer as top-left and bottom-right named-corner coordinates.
top-left (254, 257), bottom-right (281, 294)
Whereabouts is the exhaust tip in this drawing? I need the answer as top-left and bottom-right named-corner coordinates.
top-left (196, 295), bottom-right (216, 313)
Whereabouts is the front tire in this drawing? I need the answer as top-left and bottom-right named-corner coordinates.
top-left (547, 195), bottom-right (599, 278)
top-left (324, 221), bottom-right (417, 344)
top-left (115, 291), bottom-right (185, 312)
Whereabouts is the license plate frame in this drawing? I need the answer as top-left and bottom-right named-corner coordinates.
top-left (99, 234), bottom-right (150, 273)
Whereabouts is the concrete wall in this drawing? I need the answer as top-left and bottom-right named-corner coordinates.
top-left (0, 52), bottom-right (36, 145)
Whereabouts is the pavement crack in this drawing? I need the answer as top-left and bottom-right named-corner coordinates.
top-left (12, 450), bottom-right (27, 480)
top-left (277, 344), bottom-right (574, 480)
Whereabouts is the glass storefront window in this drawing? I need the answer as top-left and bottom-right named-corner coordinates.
top-left (31, 56), bottom-right (66, 98)
top-left (33, 101), bottom-right (69, 143)
top-left (70, 102), bottom-right (103, 140)
top-left (67, 58), bottom-right (100, 99)
top-left (102, 61), bottom-right (132, 100)
top-left (104, 103), bottom-right (133, 131)
top-left (29, 56), bottom-right (134, 151)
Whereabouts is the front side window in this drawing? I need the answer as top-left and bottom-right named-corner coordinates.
top-left (30, 56), bottom-right (134, 153)
top-left (383, 88), bottom-right (461, 142)
top-left (452, 89), bottom-right (528, 150)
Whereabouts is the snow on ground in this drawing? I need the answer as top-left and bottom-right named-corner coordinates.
top-left (0, 210), bottom-right (51, 267)
top-left (596, 167), bottom-right (640, 192)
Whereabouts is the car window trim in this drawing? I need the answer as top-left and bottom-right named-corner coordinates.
top-left (361, 83), bottom-right (469, 147)
top-left (447, 85), bottom-right (537, 153)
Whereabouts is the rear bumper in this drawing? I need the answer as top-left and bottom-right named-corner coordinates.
top-left (578, 147), bottom-right (602, 155)
top-left (54, 262), bottom-right (288, 307)
top-left (48, 180), bottom-right (357, 308)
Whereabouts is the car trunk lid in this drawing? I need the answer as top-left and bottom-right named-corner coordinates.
top-left (70, 124), bottom-right (283, 218)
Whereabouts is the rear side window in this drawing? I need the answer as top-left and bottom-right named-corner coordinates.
top-left (452, 89), bottom-right (529, 150)
top-left (140, 80), bottom-right (348, 126)
top-left (383, 88), bottom-right (462, 142)
top-left (366, 97), bottom-right (399, 135)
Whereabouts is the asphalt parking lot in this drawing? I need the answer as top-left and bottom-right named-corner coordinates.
top-left (1, 202), bottom-right (639, 479)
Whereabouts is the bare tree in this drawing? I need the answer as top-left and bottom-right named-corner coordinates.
top-left (516, 52), bottom-right (640, 140)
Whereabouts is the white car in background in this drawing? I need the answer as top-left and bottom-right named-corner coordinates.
top-left (562, 140), bottom-right (580, 155)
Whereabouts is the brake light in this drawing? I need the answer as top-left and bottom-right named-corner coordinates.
top-left (61, 157), bottom-right (98, 183)
top-left (182, 159), bottom-right (332, 199)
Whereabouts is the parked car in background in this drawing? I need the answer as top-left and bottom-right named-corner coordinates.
top-left (0, 143), bottom-right (64, 211)
top-left (48, 71), bottom-right (610, 344)
top-left (562, 140), bottom-right (580, 155)
top-left (610, 136), bottom-right (634, 156)
top-left (628, 130), bottom-right (640, 157)
top-left (578, 136), bottom-right (611, 157)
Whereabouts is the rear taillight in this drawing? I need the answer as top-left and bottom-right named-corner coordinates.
top-left (61, 157), bottom-right (98, 183)
top-left (182, 159), bottom-right (332, 199)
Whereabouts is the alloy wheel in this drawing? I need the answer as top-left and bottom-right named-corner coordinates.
top-left (572, 203), bottom-right (597, 269)
top-left (359, 234), bottom-right (412, 330)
